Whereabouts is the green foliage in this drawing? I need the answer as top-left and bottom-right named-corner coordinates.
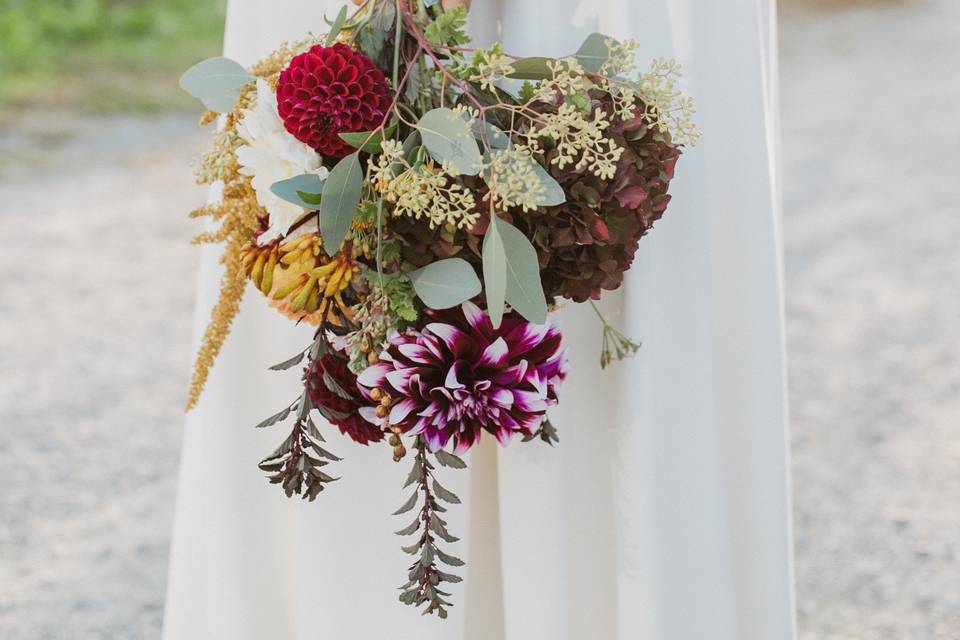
top-left (270, 174), bottom-right (325, 209)
top-left (378, 237), bottom-right (403, 265)
top-left (380, 272), bottom-right (419, 323)
top-left (485, 216), bottom-right (548, 325)
top-left (409, 257), bottom-right (482, 310)
top-left (517, 80), bottom-right (536, 102)
top-left (415, 107), bottom-right (483, 176)
top-left (423, 6), bottom-right (469, 47)
top-left (482, 219), bottom-right (507, 328)
top-left (0, 0), bottom-right (226, 112)
top-left (574, 32), bottom-right (617, 73)
top-left (505, 56), bottom-right (555, 81)
top-left (179, 56), bottom-right (253, 113)
top-left (324, 5), bottom-right (348, 46)
top-left (339, 123), bottom-right (397, 153)
top-left (320, 153), bottom-right (363, 252)
top-left (364, 271), bottom-right (419, 324)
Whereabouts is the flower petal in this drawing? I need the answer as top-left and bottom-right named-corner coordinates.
top-left (389, 397), bottom-right (418, 424)
top-left (359, 406), bottom-right (382, 424)
top-left (444, 362), bottom-right (466, 390)
top-left (397, 342), bottom-right (435, 365)
top-left (385, 367), bottom-right (415, 394)
top-left (461, 301), bottom-right (493, 337)
top-left (513, 389), bottom-right (548, 413)
top-left (356, 362), bottom-right (392, 389)
top-left (426, 322), bottom-right (470, 356)
top-left (503, 322), bottom-right (549, 356)
top-left (478, 337), bottom-right (510, 369)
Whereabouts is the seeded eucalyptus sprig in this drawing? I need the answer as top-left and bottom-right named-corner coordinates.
top-left (255, 333), bottom-right (342, 500)
top-left (394, 437), bottom-right (466, 617)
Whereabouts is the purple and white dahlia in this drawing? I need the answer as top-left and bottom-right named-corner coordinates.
top-left (356, 302), bottom-right (567, 452)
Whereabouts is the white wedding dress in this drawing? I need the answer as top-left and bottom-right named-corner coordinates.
top-left (163, 1), bottom-right (795, 638)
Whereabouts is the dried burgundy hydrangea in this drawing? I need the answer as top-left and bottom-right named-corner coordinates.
top-left (304, 354), bottom-right (384, 445)
top-left (277, 43), bottom-right (391, 158)
top-left (512, 98), bottom-right (681, 303)
top-left (390, 96), bottom-right (680, 303)
top-left (356, 302), bottom-right (567, 452)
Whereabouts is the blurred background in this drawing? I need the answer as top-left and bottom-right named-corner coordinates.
top-left (0, 0), bottom-right (957, 638)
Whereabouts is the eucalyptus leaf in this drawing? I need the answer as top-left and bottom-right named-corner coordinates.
top-left (529, 162), bottom-right (566, 206)
top-left (409, 258), bottom-right (481, 310)
top-left (506, 56), bottom-right (555, 80)
top-left (482, 219), bottom-right (507, 328)
top-left (319, 153), bottom-right (363, 252)
top-left (269, 173), bottom-right (325, 209)
top-left (325, 6), bottom-right (349, 46)
top-left (179, 56), bottom-right (254, 113)
top-left (493, 216), bottom-right (548, 324)
top-left (338, 123), bottom-right (397, 153)
top-left (402, 130), bottom-right (421, 159)
top-left (485, 150), bottom-right (565, 209)
top-left (471, 120), bottom-right (510, 150)
top-left (575, 32), bottom-right (618, 73)
top-left (415, 108), bottom-right (483, 175)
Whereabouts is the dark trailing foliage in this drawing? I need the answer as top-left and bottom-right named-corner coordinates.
top-left (394, 437), bottom-right (465, 618)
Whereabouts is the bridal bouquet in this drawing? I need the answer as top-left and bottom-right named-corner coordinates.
top-left (180, 0), bottom-right (696, 617)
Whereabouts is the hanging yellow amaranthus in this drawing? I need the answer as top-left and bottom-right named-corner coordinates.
top-left (185, 42), bottom-right (317, 411)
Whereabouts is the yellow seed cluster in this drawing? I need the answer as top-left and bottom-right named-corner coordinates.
top-left (466, 44), bottom-right (516, 93)
top-left (185, 191), bottom-right (261, 411)
top-left (372, 141), bottom-right (479, 230)
top-left (485, 147), bottom-right (548, 212)
top-left (524, 102), bottom-right (624, 181)
top-left (633, 58), bottom-right (701, 146)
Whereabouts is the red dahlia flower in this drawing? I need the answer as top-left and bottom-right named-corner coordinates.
top-left (304, 354), bottom-right (384, 445)
top-left (276, 43), bottom-right (391, 157)
top-left (356, 302), bottom-right (567, 453)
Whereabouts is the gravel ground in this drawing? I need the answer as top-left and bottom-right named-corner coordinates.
top-left (1, 2), bottom-right (958, 638)
top-left (0, 114), bottom-right (204, 639)
top-left (782, 1), bottom-right (960, 637)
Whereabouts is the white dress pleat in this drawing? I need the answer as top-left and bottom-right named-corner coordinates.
top-left (163, 1), bottom-right (795, 638)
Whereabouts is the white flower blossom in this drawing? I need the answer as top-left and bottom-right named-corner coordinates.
top-left (236, 78), bottom-right (328, 243)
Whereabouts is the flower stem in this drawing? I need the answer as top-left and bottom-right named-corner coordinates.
top-left (588, 300), bottom-right (641, 368)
